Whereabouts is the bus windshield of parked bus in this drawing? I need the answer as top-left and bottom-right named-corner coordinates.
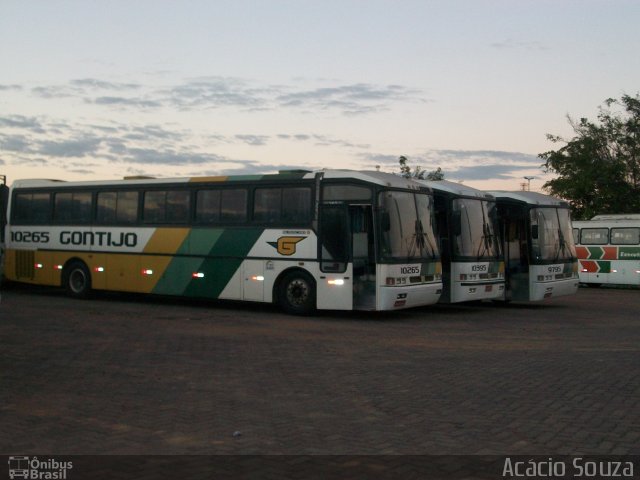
top-left (378, 191), bottom-right (438, 261)
top-left (452, 198), bottom-right (501, 260)
top-left (530, 207), bottom-right (577, 262)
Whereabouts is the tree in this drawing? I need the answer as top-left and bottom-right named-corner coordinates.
top-left (540, 94), bottom-right (640, 220)
top-left (398, 156), bottom-right (444, 181)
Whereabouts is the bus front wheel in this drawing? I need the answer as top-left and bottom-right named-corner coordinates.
top-left (63, 261), bottom-right (92, 298)
top-left (278, 271), bottom-right (316, 315)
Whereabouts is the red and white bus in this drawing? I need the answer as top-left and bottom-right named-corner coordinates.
top-left (572, 214), bottom-right (640, 287)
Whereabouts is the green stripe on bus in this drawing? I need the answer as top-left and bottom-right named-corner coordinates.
top-left (587, 247), bottom-right (603, 259)
top-left (619, 247), bottom-right (640, 259)
top-left (152, 227), bottom-right (265, 298)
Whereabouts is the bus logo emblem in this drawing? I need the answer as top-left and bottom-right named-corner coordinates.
top-left (268, 236), bottom-right (306, 256)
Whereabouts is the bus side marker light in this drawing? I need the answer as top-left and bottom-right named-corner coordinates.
top-left (251, 275), bottom-right (265, 281)
top-left (192, 272), bottom-right (205, 278)
top-left (94, 267), bottom-right (105, 272)
top-left (328, 279), bottom-right (344, 286)
top-left (142, 269), bottom-right (153, 276)
top-left (34, 263), bottom-right (43, 269)
top-left (55, 265), bottom-right (63, 270)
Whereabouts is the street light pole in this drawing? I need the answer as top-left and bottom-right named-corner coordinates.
top-left (524, 176), bottom-right (535, 191)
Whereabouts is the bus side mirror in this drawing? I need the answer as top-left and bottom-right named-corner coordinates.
top-left (381, 212), bottom-right (391, 232)
top-left (531, 225), bottom-right (539, 239)
top-left (452, 211), bottom-right (462, 236)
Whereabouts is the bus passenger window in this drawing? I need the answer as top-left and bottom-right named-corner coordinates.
top-left (611, 227), bottom-right (639, 245)
top-left (97, 191), bottom-right (138, 224)
top-left (196, 190), bottom-right (221, 222)
top-left (220, 189), bottom-right (247, 222)
top-left (580, 228), bottom-right (608, 245)
top-left (13, 192), bottom-right (51, 224)
top-left (196, 189), bottom-right (247, 223)
top-left (143, 190), bottom-right (190, 224)
top-left (254, 188), bottom-right (281, 223)
top-left (54, 192), bottom-right (92, 224)
top-left (282, 188), bottom-right (311, 222)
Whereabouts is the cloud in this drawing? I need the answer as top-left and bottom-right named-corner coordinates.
top-left (360, 149), bottom-right (545, 180)
top-left (120, 147), bottom-right (229, 165)
top-left (446, 164), bottom-right (537, 181)
top-left (0, 115), bottom-right (45, 132)
top-left (16, 76), bottom-right (427, 117)
top-left (0, 134), bottom-right (32, 153)
top-left (165, 77), bottom-right (269, 110)
top-left (91, 96), bottom-right (162, 109)
top-left (276, 83), bottom-right (425, 115)
top-left (235, 134), bottom-right (269, 146)
top-left (70, 78), bottom-right (141, 90)
top-left (0, 84), bottom-right (22, 91)
top-left (38, 136), bottom-right (103, 157)
top-left (31, 85), bottom-right (79, 99)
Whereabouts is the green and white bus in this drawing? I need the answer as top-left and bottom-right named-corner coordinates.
top-left (2, 170), bottom-right (442, 313)
top-left (489, 191), bottom-right (579, 301)
top-left (419, 180), bottom-right (505, 303)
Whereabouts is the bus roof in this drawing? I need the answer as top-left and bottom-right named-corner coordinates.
top-left (417, 179), bottom-right (494, 200)
top-left (487, 190), bottom-right (569, 207)
top-left (10, 170), bottom-right (429, 191)
top-left (591, 214), bottom-right (640, 221)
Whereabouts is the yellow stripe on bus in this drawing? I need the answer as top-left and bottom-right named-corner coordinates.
top-left (188, 176), bottom-right (229, 183)
top-left (143, 228), bottom-right (190, 254)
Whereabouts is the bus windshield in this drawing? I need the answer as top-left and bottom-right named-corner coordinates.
top-left (378, 191), bottom-right (438, 261)
top-left (452, 198), bottom-right (501, 260)
top-left (530, 207), bottom-right (577, 262)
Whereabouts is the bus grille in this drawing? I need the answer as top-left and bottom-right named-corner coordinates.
top-left (15, 250), bottom-right (35, 280)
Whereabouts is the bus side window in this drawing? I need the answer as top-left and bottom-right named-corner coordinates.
top-left (97, 191), bottom-right (138, 224)
top-left (196, 189), bottom-right (248, 224)
top-left (611, 227), bottom-right (639, 245)
top-left (54, 192), bottom-right (92, 224)
top-left (13, 192), bottom-right (51, 224)
top-left (580, 228), bottom-right (608, 245)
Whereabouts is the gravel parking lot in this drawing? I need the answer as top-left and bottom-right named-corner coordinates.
top-left (1, 284), bottom-right (639, 455)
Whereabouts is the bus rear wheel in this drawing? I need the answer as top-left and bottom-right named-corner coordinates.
top-left (63, 261), bottom-right (92, 298)
top-left (278, 271), bottom-right (316, 315)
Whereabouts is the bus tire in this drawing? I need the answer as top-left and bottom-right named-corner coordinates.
top-left (63, 261), bottom-right (92, 299)
top-left (278, 270), bottom-right (316, 315)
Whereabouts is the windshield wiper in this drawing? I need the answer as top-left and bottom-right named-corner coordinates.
top-left (554, 228), bottom-right (569, 263)
top-left (475, 212), bottom-right (497, 260)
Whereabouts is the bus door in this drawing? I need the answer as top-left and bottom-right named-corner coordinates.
top-left (350, 205), bottom-right (376, 309)
top-left (502, 212), bottom-right (529, 300)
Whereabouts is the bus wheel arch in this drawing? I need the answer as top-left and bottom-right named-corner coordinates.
top-left (62, 259), bottom-right (92, 298)
top-left (274, 268), bottom-right (317, 315)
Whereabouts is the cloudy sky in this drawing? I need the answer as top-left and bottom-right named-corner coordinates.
top-left (1, 0), bottom-right (639, 191)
